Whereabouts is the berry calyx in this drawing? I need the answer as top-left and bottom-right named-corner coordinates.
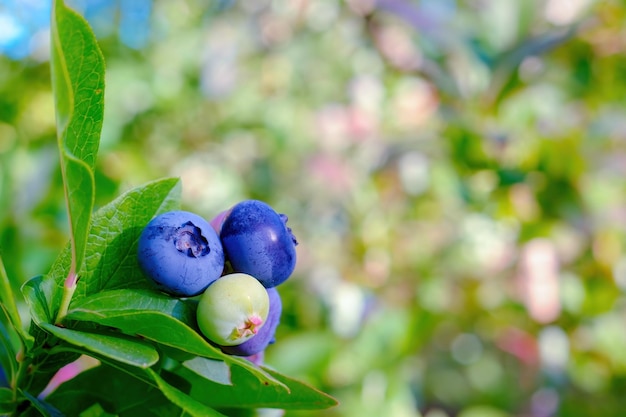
top-left (221, 287), bottom-right (282, 357)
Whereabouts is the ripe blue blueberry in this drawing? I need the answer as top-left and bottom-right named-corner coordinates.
top-left (221, 287), bottom-right (282, 356)
top-left (218, 200), bottom-right (298, 288)
top-left (138, 211), bottom-right (224, 297)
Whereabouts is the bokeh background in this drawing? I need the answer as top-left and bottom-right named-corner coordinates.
top-left (2, 0), bottom-right (626, 416)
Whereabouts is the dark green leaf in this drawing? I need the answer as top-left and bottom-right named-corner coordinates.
top-left (43, 363), bottom-right (178, 417)
top-left (65, 289), bottom-right (222, 358)
top-left (0, 387), bottom-right (14, 414)
top-left (0, 255), bottom-right (32, 347)
top-left (50, 0), bottom-right (105, 280)
top-left (262, 367), bottom-right (339, 409)
top-left (90, 361), bottom-right (228, 416)
top-left (78, 404), bottom-right (118, 417)
top-left (0, 320), bottom-right (17, 387)
top-left (38, 323), bottom-right (158, 369)
top-left (144, 368), bottom-right (227, 417)
top-left (65, 289), bottom-right (281, 386)
top-left (175, 360), bottom-right (339, 410)
top-left (21, 389), bottom-right (64, 417)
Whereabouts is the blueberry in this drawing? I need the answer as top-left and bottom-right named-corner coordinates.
top-left (137, 211), bottom-right (224, 297)
top-left (220, 287), bottom-right (282, 357)
top-left (219, 200), bottom-right (298, 288)
top-left (196, 273), bottom-right (270, 346)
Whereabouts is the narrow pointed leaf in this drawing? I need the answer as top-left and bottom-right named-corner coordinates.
top-left (175, 361), bottom-right (339, 410)
top-left (38, 323), bottom-right (158, 369)
top-left (20, 390), bottom-right (64, 417)
top-left (65, 289), bottom-right (281, 386)
top-left (0, 255), bottom-right (33, 347)
top-left (144, 368), bottom-right (227, 417)
top-left (50, 0), bottom-right (104, 280)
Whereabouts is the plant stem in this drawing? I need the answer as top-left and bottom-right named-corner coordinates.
top-left (55, 271), bottom-right (78, 325)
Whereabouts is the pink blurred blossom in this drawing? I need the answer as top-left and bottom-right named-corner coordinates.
top-left (307, 153), bottom-right (357, 195)
top-left (517, 239), bottom-right (561, 323)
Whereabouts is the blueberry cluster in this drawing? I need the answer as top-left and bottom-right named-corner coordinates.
top-left (137, 200), bottom-right (297, 360)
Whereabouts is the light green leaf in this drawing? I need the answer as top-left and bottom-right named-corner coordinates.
top-left (76, 178), bottom-right (182, 297)
top-left (182, 357), bottom-right (232, 386)
top-left (21, 275), bottom-right (55, 325)
top-left (50, 0), bottom-right (104, 284)
top-left (43, 178), bottom-right (181, 321)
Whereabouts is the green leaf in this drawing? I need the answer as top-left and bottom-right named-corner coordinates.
top-left (50, 0), bottom-right (104, 283)
top-left (0, 254), bottom-right (31, 347)
top-left (0, 387), bottom-right (14, 414)
top-left (261, 367), bottom-right (339, 409)
top-left (65, 289), bottom-right (220, 357)
top-left (22, 275), bottom-right (55, 325)
top-left (41, 178), bottom-right (181, 322)
top-left (182, 357), bottom-right (232, 386)
top-left (76, 178), bottom-right (181, 297)
top-left (58, 361), bottom-right (227, 416)
top-left (144, 368), bottom-right (227, 417)
top-left (21, 389), bottom-right (64, 417)
top-left (78, 404), bottom-right (118, 417)
top-left (43, 363), bottom-right (178, 416)
top-left (65, 289), bottom-right (280, 386)
top-left (38, 323), bottom-right (158, 369)
top-left (0, 320), bottom-right (17, 387)
top-left (175, 359), bottom-right (339, 410)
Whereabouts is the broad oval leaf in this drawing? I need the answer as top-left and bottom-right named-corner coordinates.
top-left (76, 177), bottom-right (182, 297)
top-left (44, 177), bottom-right (181, 321)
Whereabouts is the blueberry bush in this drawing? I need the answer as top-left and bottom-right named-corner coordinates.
top-left (0, 1), bottom-right (337, 415)
top-left (3, 0), bottom-right (626, 416)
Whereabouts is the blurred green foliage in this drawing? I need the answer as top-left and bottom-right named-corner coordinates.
top-left (2, 0), bottom-right (626, 416)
